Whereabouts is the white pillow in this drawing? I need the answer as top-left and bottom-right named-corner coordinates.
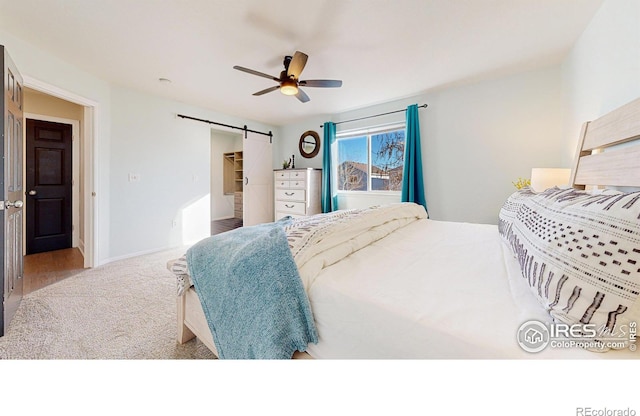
top-left (499, 187), bottom-right (640, 351)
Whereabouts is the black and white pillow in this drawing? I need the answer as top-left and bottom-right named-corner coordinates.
top-left (168, 255), bottom-right (191, 296)
top-left (498, 187), bottom-right (536, 251)
top-left (499, 187), bottom-right (640, 351)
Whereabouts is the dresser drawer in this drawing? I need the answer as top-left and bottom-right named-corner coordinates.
top-left (289, 180), bottom-right (307, 190)
top-left (276, 189), bottom-right (305, 201)
top-left (275, 180), bottom-right (291, 189)
top-left (275, 212), bottom-right (305, 221)
top-left (289, 170), bottom-right (307, 181)
top-left (275, 171), bottom-right (290, 180)
top-left (275, 200), bottom-right (306, 215)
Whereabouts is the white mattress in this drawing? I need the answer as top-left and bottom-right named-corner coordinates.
top-left (304, 219), bottom-right (638, 359)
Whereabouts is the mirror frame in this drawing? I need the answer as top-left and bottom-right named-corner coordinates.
top-left (299, 130), bottom-right (320, 159)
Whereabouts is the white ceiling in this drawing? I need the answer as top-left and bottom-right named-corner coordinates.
top-left (0, 0), bottom-right (603, 126)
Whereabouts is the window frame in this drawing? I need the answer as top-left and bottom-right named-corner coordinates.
top-left (335, 122), bottom-right (406, 194)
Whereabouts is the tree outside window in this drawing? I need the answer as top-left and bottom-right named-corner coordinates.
top-left (337, 127), bottom-right (405, 192)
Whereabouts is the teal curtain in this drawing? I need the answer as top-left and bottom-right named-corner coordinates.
top-left (401, 104), bottom-right (427, 211)
top-left (321, 122), bottom-right (338, 212)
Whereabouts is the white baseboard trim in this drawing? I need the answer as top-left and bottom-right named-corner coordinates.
top-left (211, 215), bottom-right (235, 221)
top-left (100, 245), bottom-right (189, 266)
top-left (77, 239), bottom-right (85, 257)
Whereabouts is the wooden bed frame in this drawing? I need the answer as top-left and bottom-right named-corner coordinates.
top-left (570, 97), bottom-right (640, 189)
top-left (176, 96), bottom-right (640, 359)
top-left (176, 268), bottom-right (311, 358)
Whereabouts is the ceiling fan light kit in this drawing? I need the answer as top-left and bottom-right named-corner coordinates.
top-left (233, 51), bottom-right (342, 103)
top-left (280, 79), bottom-right (298, 96)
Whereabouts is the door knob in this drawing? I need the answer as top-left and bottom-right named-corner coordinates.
top-left (5, 200), bottom-right (23, 208)
top-left (28, 190), bottom-right (37, 196)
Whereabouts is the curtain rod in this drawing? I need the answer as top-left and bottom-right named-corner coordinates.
top-left (177, 114), bottom-right (273, 141)
top-left (320, 103), bottom-right (428, 128)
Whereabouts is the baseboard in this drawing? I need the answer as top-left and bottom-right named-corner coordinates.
top-left (100, 245), bottom-right (189, 266)
top-left (211, 215), bottom-right (235, 221)
top-left (77, 239), bottom-right (85, 257)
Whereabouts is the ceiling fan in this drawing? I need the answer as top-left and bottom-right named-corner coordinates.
top-left (233, 51), bottom-right (342, 103)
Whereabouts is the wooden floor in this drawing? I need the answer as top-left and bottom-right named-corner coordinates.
top-left (23, 248), bottom-right (85, 295)
top-left (211, 217), bottom-right (243, 235)
top-left (21, 219), bottom-right (240, 295)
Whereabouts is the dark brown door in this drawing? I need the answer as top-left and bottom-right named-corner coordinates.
top-left (26, 119), bottom-right (73, 254)
top-left (1, 46), bottom-right (25, 337)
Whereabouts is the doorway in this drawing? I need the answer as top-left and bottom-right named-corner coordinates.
top-left (210, 129), bottom-right (243, 230)
top-left (23, 77), bottom-right (98, 270)
top-left (22, 87), bottom-right (88, 291)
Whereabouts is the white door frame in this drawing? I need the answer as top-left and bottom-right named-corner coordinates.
top-left (22, 76), bottom-right (99, 268)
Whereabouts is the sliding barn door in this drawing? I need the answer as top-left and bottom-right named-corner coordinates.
top-left (1, 46), bottom-right (24, 337)
top-left (243, 132), bottom-right (273, 226)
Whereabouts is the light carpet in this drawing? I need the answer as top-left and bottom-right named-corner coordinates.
top-left (0, 247), bottom-right (216, 359)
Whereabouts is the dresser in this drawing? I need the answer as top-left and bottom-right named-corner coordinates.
top-left (274, 168), bottom-right (322, 221)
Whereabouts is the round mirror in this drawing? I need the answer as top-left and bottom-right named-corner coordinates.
top-left (299, 130), bottom-right (320, 159)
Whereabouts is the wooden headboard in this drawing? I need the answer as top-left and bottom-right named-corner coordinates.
top-left (571, 97), bottom-right (640, 189)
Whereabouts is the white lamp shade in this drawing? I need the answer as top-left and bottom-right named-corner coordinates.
top-left (530, 168), bottom-right (571, 192)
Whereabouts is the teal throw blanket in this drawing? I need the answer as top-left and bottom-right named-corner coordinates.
top-left (186, 220), bottom-right (318, 359)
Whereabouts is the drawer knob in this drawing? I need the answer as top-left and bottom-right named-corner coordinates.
top-left (285, 192), bottom-right (294, 196)
top-left (285, 204), bottom-right (294, 208)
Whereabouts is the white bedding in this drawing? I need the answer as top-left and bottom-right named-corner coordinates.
top-left (171, 202), bottom-right (637, 359)
top-left (303, 218), bottom-right (638, 359)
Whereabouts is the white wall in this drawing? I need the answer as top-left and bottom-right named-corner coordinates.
top-left (108, 86), bottom-right (277, 261)
top-left (109, 86), bottom-right (209, 259)
top-left (276, 67), bottom-right (564, 224)
top-left (561, 0), bottom-right (640, 165)
top-left (425, 68), bottom-right (564, 224)
top-left (275, 115), bottom-right (326, 170)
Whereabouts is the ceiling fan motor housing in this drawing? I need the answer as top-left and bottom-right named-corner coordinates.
top-left (283, 55), bottom-right (292, 71)
top-left (279, 70), bottom-right (291, 81)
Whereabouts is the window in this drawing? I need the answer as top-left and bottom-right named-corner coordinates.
top-left (336, 125), bottom-right (405, 192)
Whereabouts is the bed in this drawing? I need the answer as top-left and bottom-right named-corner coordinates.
top-left (171, 97), bottom-right (640, 359)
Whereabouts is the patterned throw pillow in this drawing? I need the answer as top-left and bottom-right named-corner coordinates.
top-left (498, 187), bottom-right (536, 252)
top-left (499, 187), bottom-right (640, 351)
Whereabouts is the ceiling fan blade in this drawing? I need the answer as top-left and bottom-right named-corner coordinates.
top-left (253, 85), bottom-right (280, 96)
top-left (233, 65), bottom-right (280, 82)
top-left (295, 88), bottom-right (310, 103)
top-left (287, 51), bottom-right (308, 79)
top-left (299, 79), bottom-right (342, 88)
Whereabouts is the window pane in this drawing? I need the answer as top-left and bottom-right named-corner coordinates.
top-left (371, 130), bottom-right (405, 191)
top-left (337, 136), bottom-right (367, 191)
